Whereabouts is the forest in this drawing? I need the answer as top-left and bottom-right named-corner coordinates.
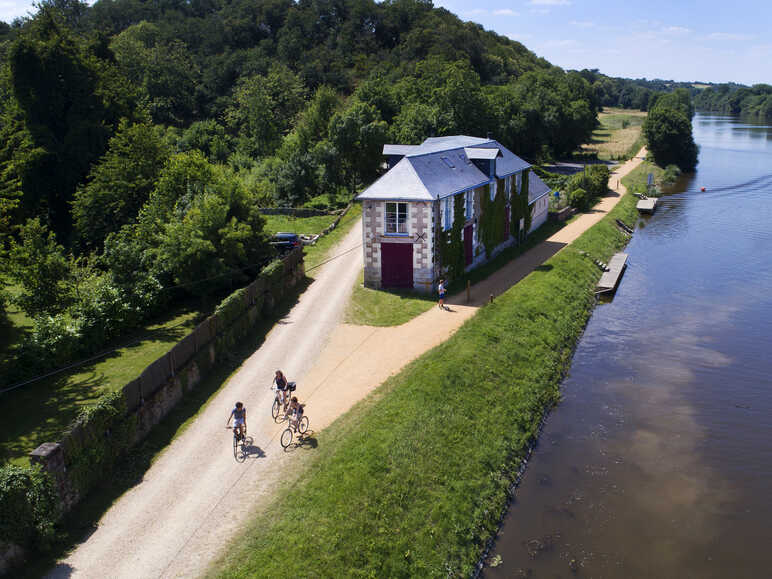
top-left (0, 0), bottom-right (688, 384)
top-left (693, 82), bottom-right (772, 120)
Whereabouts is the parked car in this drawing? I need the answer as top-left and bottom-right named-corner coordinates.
top-left (270, 232), bottom-right (300, 254)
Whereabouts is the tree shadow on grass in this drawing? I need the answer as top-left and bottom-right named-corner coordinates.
top-left (18, 281), bottom-right (310, 579)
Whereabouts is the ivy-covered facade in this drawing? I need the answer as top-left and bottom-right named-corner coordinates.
top-left (357, 136), bottom-right (551, 293)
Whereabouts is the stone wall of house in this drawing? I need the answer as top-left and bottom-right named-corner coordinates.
top-left (411, 201), bottom-right (434, 293)
top-left (362, 200), bottom-right (435, 292)
top-left (362, 200), bottom-right (384, 289)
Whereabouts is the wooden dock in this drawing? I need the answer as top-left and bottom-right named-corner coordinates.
top-left (597, 252), bottom-right (628, 293)
top-left (636, 197), bottom-right (657, 213)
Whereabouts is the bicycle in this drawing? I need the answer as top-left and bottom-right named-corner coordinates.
top-left (228, 426), bottom-right (248, 462)
top-left (271, 381), bottom-right (296, 421)
top-left (280, 407), bottom-right (309, 449)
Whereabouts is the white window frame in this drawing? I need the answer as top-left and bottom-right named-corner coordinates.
top-left (442, 197), bottom-right (453, 231)
top-left (465, 190), bottom-right (473, 220)
top-left (490, 180), bottom-right (497, 201)
top-left (505, 176), bottom-right (511, 195)
top-left (385, 202), bottom-right (409, 235)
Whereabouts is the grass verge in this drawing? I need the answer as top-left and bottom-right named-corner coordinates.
top-left (344, 271), bottom-right (435, 326)
top-left (17, 283), bottom-right (309, 579)
top-left (622, 158), bottom-right (665, 193)
top-left (0, 304), bottom-right (206, 465)
top-left (212, 193), bottom-right (638, 577)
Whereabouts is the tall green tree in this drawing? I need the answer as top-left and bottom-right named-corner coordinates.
top-left (8, 7), bottom-right (113, 237)
top-left (72, 120), bottom-right (170, 249)
top-left (643, 104), bottom-right (698, 171)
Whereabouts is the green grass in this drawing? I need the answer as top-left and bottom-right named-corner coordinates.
top-left (0, 305), bottom-right (205, 465)
top-left (582, 108), bottom-right (647, 161)
top-left (344, 272), bottom-right (435, 326)
top-left (303, 203), bottom-right (362, 276)
top-left (261, 213), bottom-right (338, 235)
top-left (622, 159), bottom-right (665, 194)
top-left (212, 193), bottom-right (639, 578)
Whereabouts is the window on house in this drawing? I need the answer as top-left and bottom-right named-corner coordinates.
top-left (516, 172), bottom-right (522, 194)
top-left (490, 180), bottom-right (497, 201)
top-left (385, 202), bottom-right (408, 234)
top-left (441, 156), bottom-right (455, 168)
top-left (505, 176), bottom-right (511, 195)
top-left (465, 191), bottom-right (473, 220)
top-left (443, 197), bottom-right (452, 231)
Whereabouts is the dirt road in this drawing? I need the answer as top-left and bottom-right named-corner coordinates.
top-left (49, 150), bottom-right (644, 578)
top-left (49, 222), bottom-right (365, 578)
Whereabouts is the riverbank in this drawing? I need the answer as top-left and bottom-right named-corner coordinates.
top-left (212, 159), bottom-right (642, 577)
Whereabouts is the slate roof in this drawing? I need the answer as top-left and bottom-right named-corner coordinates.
top-left (357, 136), bottom-right (532, 202)
top-left (528, 172), bottom-right (552, 204)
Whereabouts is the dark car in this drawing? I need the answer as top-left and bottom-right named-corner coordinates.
top-left (270, 232), bottom-right (300, 255)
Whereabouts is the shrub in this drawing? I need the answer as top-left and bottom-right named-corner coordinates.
top-left (662, 164), bottom-right (681, 184)
top-left (0, 464), bottom-right (59, 548)
top-left (569, 187), bottom-right (590, 211)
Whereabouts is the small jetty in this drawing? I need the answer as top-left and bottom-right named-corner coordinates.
top-left (636, 197), bottom-right (657, 214)
top-left (596, 252), bottom-right (629, 294)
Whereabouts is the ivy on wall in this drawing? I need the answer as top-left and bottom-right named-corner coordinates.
top-left (437, 193), bottom-right (465, 281)
top-left (479, 180), bottom-right (507, 258)
top-left (510, 169), bottom-right (531, 242)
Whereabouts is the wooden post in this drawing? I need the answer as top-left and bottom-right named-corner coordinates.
top-left (489, 293), bottom-right (494, 304)
top-left (466, 280), bottom-right (471, 303)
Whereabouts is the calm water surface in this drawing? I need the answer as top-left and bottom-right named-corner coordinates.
top-left (486, 113), bottom-right (772, 578)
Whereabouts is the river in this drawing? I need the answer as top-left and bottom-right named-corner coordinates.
top-left (486, 112), bottom-right (772, 578)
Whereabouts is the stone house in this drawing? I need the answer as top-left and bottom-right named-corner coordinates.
top-left (356, 135), bottom-right (551, 292)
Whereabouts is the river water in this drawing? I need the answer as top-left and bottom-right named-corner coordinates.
top-left (486, 113), bottom-right (772, 578)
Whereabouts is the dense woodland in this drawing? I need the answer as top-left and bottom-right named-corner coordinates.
top-left (694, 83), bottom-right (772, 120)
top-left (0, 0), bottom-right (694, 383)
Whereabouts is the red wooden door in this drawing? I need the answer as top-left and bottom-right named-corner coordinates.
top-left (463, 224), bottom-right (473, 266)
top-left (381, 243), bottom-right (413, 289)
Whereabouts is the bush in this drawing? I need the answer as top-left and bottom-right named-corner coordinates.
top-left (662, 164), bottom-right (681, 184)
top-left (0, 464), bottom-right (59, 548)
top-left (569, 187), bottom-right (590, 211)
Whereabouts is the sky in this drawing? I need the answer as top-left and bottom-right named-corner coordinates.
top-left (1, 0), bottom-right (770, 85)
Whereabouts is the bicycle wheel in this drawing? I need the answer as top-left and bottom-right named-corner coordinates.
top-left (280, 428), bottom-right (293, 449)
top-left (271, 399), bottom-right (280, 420)
top-left (232, 433), bottom-right (239, 459)
top-left (298, 415), bottom-right (309, 434)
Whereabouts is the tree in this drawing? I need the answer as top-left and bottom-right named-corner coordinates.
top-left (643, 106), bottom-right (698, 171)
top-left (5, 218), bottom-right (71, 317)
top-left (328, 100), bottom-right (388, 193)
top-left (72, 120), bottom-right (170, 249)
top-left (8, 7), bottom-right (113, 237)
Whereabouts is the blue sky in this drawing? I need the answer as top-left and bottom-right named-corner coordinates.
top-left (434, 0), bottom-right (771, 85)
top-left (1, 0), bottom-right (769, 85)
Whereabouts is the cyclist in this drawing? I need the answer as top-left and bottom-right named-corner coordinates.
top-left (227, 402), bottom-right (247, 440)
top-left (273, 369), bottom-right (290, 411)
top-left (286, 396), bottom-right (304, 431)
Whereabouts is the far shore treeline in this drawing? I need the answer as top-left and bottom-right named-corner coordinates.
top-left (0, 0), bottom-right (697, 384)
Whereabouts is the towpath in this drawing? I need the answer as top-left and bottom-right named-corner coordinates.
top-left (49, 149), bottom-right (644, 578)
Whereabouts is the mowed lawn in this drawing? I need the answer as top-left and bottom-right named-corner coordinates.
top-left (261, 213), bottom-right (338, 235)
top-left (583, 107), bottom-right (647, 160)
top-left (0, 306), bottom-right (203, 465)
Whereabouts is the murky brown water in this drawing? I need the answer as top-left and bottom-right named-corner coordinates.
top-left (486, 113), bottom-right (772, 578)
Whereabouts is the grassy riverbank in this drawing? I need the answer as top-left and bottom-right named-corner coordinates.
top-left (213, 192), bottom-right (638, 577)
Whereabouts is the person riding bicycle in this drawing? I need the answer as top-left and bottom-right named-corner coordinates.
top-left (286, 396), bottom-right (304, 431)
top-left (227, 402), bottom-right (247, 440)
top-left (273, 369), bottom-right (290, 411)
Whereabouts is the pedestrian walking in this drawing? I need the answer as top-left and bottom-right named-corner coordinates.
top-left (437, 278), bottom-right (446, 310)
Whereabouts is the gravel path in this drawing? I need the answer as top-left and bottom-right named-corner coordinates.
top-left (49, 150), bottom-right (644, 578)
